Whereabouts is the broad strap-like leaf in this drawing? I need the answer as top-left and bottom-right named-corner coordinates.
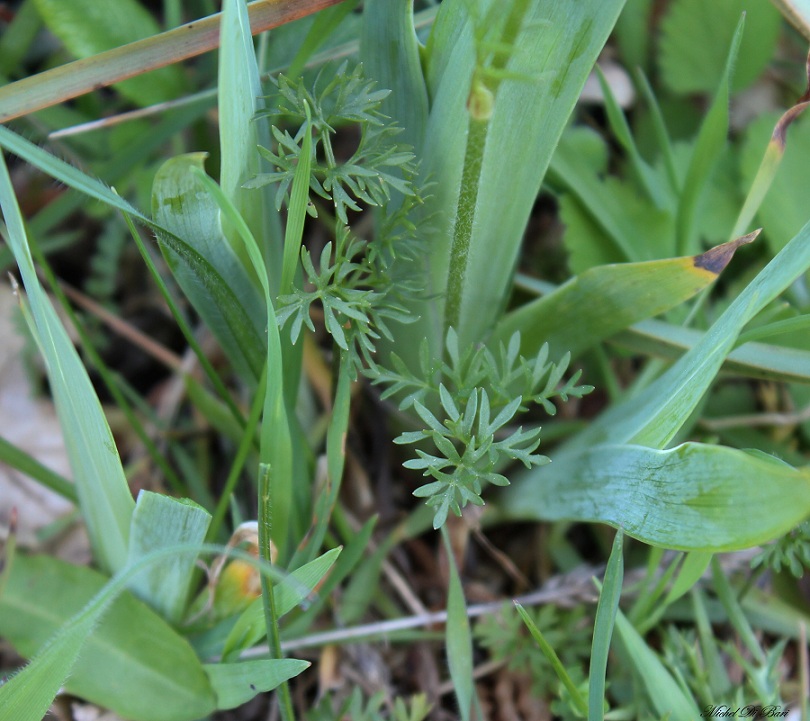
top-left (152, 153), bottom-right (267, 383)
top-left (0, 554), bottom-right (217, 721)
top-left (492, 236), bottom-right (754, 360)
top-left (501, 443), bottom-right (810, 551)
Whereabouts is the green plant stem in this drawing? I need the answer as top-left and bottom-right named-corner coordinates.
top-left (206, 366), bottom-right (267, 542)
top-left (445, 118), bottom-right (488, 335)
top-left (258, 463), bottom-right (296, 721)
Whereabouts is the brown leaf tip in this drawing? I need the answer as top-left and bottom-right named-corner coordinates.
top-left (693, 229), bottom-right (760, 275)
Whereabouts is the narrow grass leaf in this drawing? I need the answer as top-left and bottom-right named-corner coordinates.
top-left (295, 358), bottom-right (353, 562)
top-left (732, 52), bottom-right (810, 239)
top-left (610, 316), bottom-right (810, 384)
top-left (595, 67), bottom-right (667, 208)
top-left (501, 443), bottom-right (810, 551)
top-left (0, 554), bottom-right (216, 721)
top-left (204, 659), bottom-right (309, 710)
top-left (613, 609), bottom-right (700, 721)
top-left (589, 531), bottom-right (623, 721)
top-left (710, 557), bottom-right (766, 663)
top-left (493, 237), bottom-right (752, 360)
top-left (0, 0), bottom-right (344, 123)
top-left (663, 551), bottom-right (713, 607)
top-left (280, 104), bottom-right (312, 295)
top-left (515, 602), bottom-right (588, 717)
top-left (0, 0), bottom-right (40, 77)
top-left (0, 434), bottom-right (76, 503)
top-left (691, 589), bottom-right (732, 696)
top-left (126, 491), bottom-right (212, 624)
top-left (286, 1), bottom-right (359, 81)
top-left (442, 526), bottom-right (474, 721)
top-left (219, 0), bottom-right (282, 289)
top-left (0, 152), bottom-right (133, 574)
top-left (285, 516), bottom-right (377, 637)
top-left (222, 547), bottom-right (342, 658)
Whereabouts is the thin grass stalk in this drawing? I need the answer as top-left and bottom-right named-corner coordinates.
top-left (588, 531), bottom-right (623, 721)
top-left (207, 366), bottom-right (267, 542)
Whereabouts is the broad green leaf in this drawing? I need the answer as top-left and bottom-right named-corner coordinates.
top-left (442, 527), bottom-right (474, 721)
top-left (222, 547), bottom-right (342, 658)
top-left (151, 153), bottom-right (267, 383)
top-left (361, 0), bottom-right (429, 152)
top-left (219, 0), bottom-right (282, 291)
top-left (613, 609), bottom-right (700, 720)
top-left (589, 532), bottom-right (623, 721)
top-left (658, 0), bottom-right (781, 95)
top-left (0, 554), bottom-right (216, 721)
top-left (492, 236), bottom-right (752, 360)
top-left (204, 659), bottom-right (309, 710)
top-left (0, 152), bottom-right (133, 574)
top-left (126, 491), bottom-right (212, 624)
top-left (33, 0), bottom-right (184, 105)
top-left (501, 443), bottom-right (810, 551)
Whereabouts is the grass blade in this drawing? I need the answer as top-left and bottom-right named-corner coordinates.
top-left (515, 602), bottom-right (588, 717)
top-left (219, 0), bottom-right (283, 290)
top-left (442, 526), bottom-right (474, 721)
top-left (588, 531), bottom-right (623, 721)
top-left (613, 608), bottom-right (700, 720)
top-left (0, 151), bottom-right (134, 574)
